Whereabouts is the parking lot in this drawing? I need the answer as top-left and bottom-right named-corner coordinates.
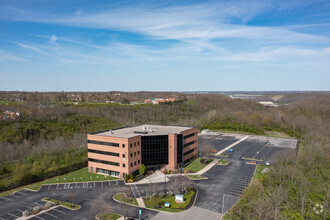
top-left (194, 132), bottom-right (297, 214)
top-left (39, 179), bottom-right (125, 192)
top-left (0, 132), bottom-right (297, 220)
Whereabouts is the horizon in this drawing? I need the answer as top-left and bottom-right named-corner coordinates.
top-left (0, 0), bottom-right (329, 91)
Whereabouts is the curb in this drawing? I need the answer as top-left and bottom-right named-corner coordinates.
top-left (113, 187), bottom-right (199, 215)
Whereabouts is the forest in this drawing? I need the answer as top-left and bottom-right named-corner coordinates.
top-left (0, 91), bottom-right (329, 219)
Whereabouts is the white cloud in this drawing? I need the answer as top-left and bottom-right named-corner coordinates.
top-left (49, 35), bottom-right (58, 44)
top-left (0, 50), bottom-right (24, 61)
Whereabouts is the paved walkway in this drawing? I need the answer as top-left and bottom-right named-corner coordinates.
top-left (136, 170), bottom-right (169, 184)
top-left (150, 206), bottom-right (223, 220)
top-left (215, 136), bottom-right (249, 156)
top-left (136, 198), bottom-right (146, 208)
top-left (195, 136), bottom-right (249, 175)
top-left (196, 159), bottom-right (218, 175)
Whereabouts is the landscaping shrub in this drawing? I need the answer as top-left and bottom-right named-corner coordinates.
top-left (158, 192), bottom-right (165, 197)
top-left (139, 164), bottom-right (146, 175)
top-left (129, 173), bottom-right (134, 180)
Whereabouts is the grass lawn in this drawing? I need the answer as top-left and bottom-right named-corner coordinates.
top-left (218, 159), bottom-right (229, 165)
top-left (144, 188), bottom-right (195, 212)
top-left (0, 167), bottom-right (118, 198)
top-left (114, 193), bottom-right (138, 206)
top-left (96, 212), bottom-right (121, 220)
top-left (183, 158), bottom-right (213, 173)
top-left (188, 175), bottom-right (207, 180)
top-left (254, 164), bottom-right (269, 179)
top-left (45, 198), bottom-right (80, 210)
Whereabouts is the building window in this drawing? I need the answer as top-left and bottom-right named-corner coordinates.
top-left (123, 154), bottom-right (125, 158)
top-left (183, 133), bottom-right (195, 140)
top-left (130, 153), bottom-right (132, 157)
top-left (88, 149), bottom-right (119, 157)
top-left (88, 158), bottom-right (120, 166)
top-left (183, 140), bottom-right (195, 149)
top-left (122, 144), bottom-right (125, 148)
top-left (123, 164), bottom-right (125, 167)
top-left (138, 151), bottom-right (140, 155)
top-left (134, 152), bottom-right (136, 156)
top-left (134, 142), bottom-right (136, 147)
top-left (88, 140), bottom-right (119, 147)
top-left (183, 148), bottom-right (195, 156)
top-left (131, 163), bottom-right (133, 167)
top-left (138, 141), bottom-right (140, 145)
top-left (130, 143), bottom-right (132, 148)
top-left (138, 160), bottom-right (140, 164)
top-left (134, 161), bottom-right (136, 165)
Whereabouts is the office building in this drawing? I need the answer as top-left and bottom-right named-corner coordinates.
top-left (87, 125), bottom-right (198, 178)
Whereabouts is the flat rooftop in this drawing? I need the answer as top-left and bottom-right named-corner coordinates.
top-left (91, 125), bottom-right (195, 138)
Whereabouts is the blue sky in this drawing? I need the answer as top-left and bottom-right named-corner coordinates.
top-left (0, 0), bottom-right (329, 91)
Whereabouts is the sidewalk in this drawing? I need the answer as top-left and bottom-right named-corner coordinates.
top-left (135, 170), bottom-right (169, 184)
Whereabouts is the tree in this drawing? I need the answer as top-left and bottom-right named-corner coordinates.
top-left (139, 164), bottom-right (146, 175)
top-left (130, 173), bottom-right (134, 180)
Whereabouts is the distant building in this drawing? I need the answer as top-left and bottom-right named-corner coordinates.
top-left (258, 101), bottom-right (279, 107)
top-left (144, 97), bottom-right (176, 104)
top-left (87, 125), bottom-right (198, 178)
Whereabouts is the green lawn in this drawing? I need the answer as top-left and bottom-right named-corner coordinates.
top-left (183, 158), bottom-right (213, 173)
top-left (0, 167), bottom-right (118, 198)
top-left (114, 193), bottom-right (138, 206)
top-left (144, 188), bottom-right (195, 212)
top-left (254, 164), bottom-right (269, 179)
top-left (45, 198), bottom-right (80, 210)
top-left (188, 175), bottom-right (207, 180)
top-left (218, 159), bottom-right (229, 165)
top-left (96, 212), bottom-right (121, 220)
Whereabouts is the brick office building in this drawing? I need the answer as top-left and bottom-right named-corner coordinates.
top-left (87, 125), bottom-right (198, 178)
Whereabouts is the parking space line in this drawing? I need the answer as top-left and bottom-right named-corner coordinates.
top-left (0, 200), bottom-right (3, 204)
top-left (0, 217), bottom-right (5, 220)
top-left (47, 184), bottom-right (52, 190)
top-left (134, 185), bottom-right (141, 198)
top-left (10, 194), bottom-right (19, 198)
top-left (2, 197), bottom-right (13, 201)
top-left (130, 185), bottom-right (137, 199)
top-left (17, 209), bottom-right (24, 212)
top-left (34, 202), bottom-right (43, 206)
top-left (44, 211), bottom-right (58, 218)
top-left (7, 213), bottom-right (19, 218)
top-left (56, 183), bottom-right (59, 190)
top-left (26, 205), bottom-right (34, 209)
top-left (94, 182), bottom-right (95, 188)
top-left (16, 191), bottom-right (27, 196)
top-left (101, 181), bottom-right (103, 187)
top-left (34, 215), bottom-right (45, 220)
top-left (116, 180), bottom-right (118, 185)
top-left (52, 208), bottom-right (66, 214)
top-left (75, 182), bottom-right (77, 188)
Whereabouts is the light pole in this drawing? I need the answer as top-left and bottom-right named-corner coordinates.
top-left (164, 171), bottom-right (166, 194)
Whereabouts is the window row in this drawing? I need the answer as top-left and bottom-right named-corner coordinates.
top-left (183, 140), bottom-right (196, 148)
top-left (130, 141), bottom-right (140, 148)
top-left (88, 158), bottom-right (120, 166)
top-left (130, 151), bottom-right (140, 157)
top-left (96, 168), bottom-right (120, 176)
top-left (88, 140), bottom-right (119, 147)
top-left (130, 160), bottom-right (140, 167)
top-left (88, 149), bottom-right (119, 157)
top-left (183, 148), bottom-right (195, 156)
top-left (183, 132), bottom-right (196, 140)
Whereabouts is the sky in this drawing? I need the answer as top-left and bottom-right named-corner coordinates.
top-left (0, 0), bottom-right (329, 91)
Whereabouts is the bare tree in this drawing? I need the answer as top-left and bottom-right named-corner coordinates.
top-left (89, 198), bottom-right (112, 220)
